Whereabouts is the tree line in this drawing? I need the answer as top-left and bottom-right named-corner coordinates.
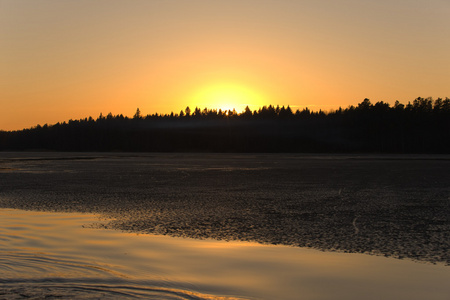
top-left (1, 97), bottom-right (449, 153)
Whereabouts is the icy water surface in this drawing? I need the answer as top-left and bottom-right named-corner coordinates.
top-left (1, 152), bottom-right (449, 264)
top-left (1, 208), bottom-right (450, 300)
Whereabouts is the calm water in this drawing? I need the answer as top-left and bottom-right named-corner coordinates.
top-left (1, 208), bottom-right (449, 300)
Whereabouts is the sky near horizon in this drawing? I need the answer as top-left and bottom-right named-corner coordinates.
top-left (1, 0), bottom-right (449, 131)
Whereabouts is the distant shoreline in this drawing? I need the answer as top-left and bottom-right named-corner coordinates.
top-left (1, 151), bottom-right (450, 159)
top-left (1, 98), bottom-right (449, 154)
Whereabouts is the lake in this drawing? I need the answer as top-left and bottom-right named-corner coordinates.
top-left (0, 153), bottom-right (449, 299)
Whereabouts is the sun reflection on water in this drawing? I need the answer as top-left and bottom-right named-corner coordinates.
top-left (0, 208), bottom-right (449, 300)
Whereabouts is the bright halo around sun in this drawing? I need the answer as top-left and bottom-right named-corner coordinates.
top-left (188, 83), bottom-right (267, 113)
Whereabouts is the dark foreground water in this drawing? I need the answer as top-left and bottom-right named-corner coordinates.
top-left (0, 152), bottom-right (449, 299)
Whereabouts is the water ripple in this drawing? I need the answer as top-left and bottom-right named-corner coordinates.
top-left (0, 251), bottom-right (126, 279)
top-left (0, 251), bottom-right (245, 299)
top-left (1, 278), bottom-right (241, 299)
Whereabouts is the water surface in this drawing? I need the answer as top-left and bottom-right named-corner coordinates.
top-left (1, 153), bottom-right (449, 264)
top-left (1, 208), bottom-right (449, 300)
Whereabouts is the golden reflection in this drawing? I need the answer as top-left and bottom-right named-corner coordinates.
top-left (2, 209), bottom-right (450, 300)
top-left (185, 239), bottom-right (261, 250)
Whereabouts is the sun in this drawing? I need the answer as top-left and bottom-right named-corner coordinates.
top-left (188, 82), bottom-right (266, 113)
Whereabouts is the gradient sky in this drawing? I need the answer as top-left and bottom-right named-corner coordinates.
top-left (1, 0), bottom-right (449, 130)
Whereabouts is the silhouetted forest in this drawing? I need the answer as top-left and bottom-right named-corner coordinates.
top-left (1, 97), bottom-right (449, 153)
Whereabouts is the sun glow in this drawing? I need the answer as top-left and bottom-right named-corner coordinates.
top-left (188, 83), bottom-right (267, 113)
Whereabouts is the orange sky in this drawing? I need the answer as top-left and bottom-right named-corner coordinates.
top-left (1, 0), bottom-right (449, 131)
